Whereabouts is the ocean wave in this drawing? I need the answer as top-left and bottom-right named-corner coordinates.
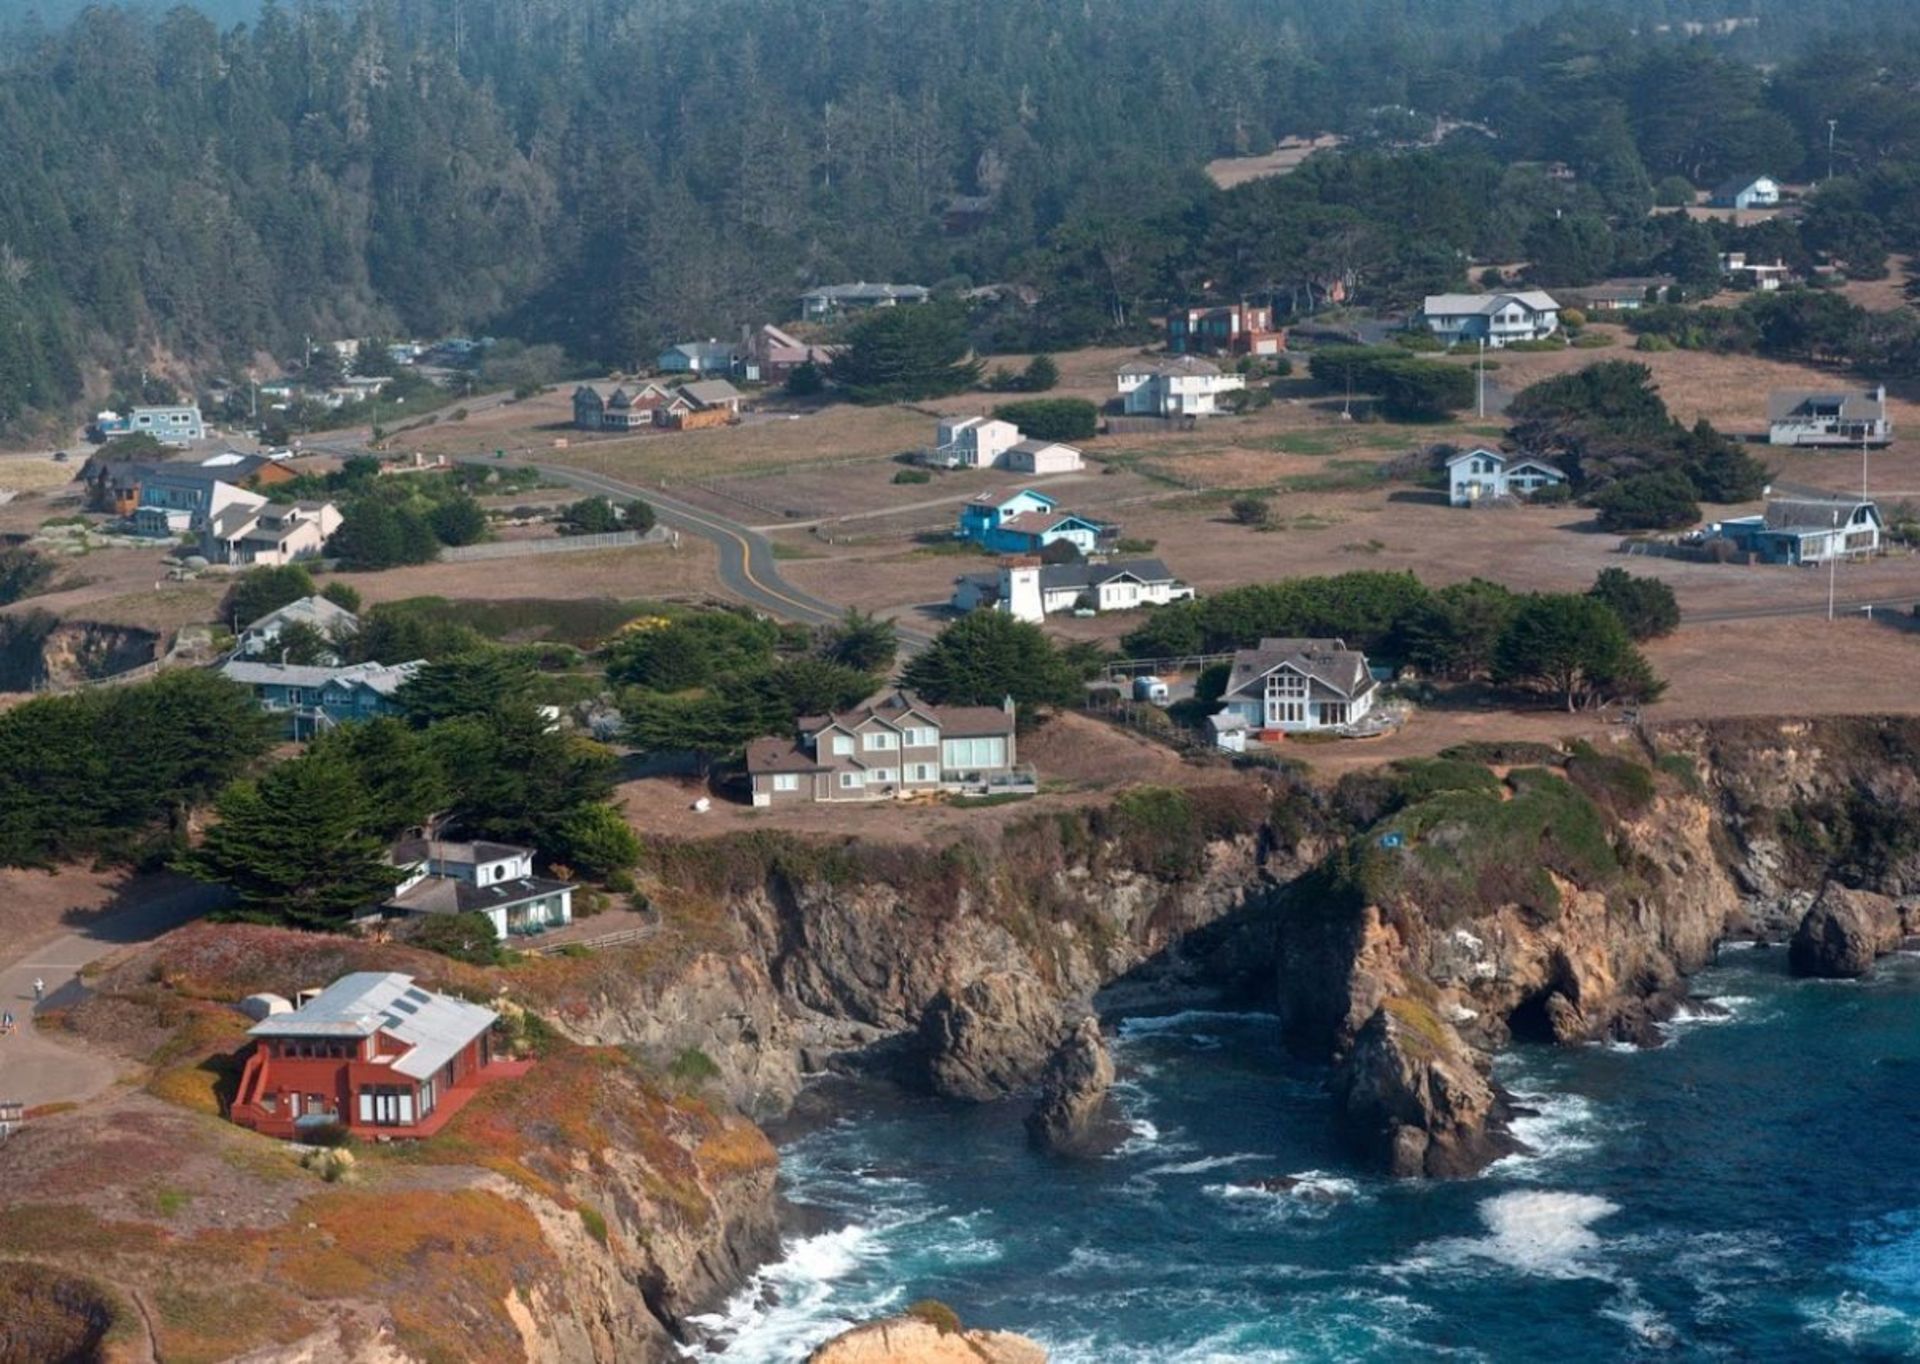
top-left (681, 1222), bottom-right (902, 1363)
top-left (1491, 1089), bottom-right (1606, 1177)
top-left (1203, 1169), bottom-right (1363, 1217)
top-left (1800, 1291), bottom-right (1920, 1352)
top-left (1599, 1278), bottom-right (1678, 1350)
top-left (1658, 994), bottom-right (1756, 1038)
top-left (1115, 1008), bottom-right (1279, 1041)
top-left (1388, 1190), bottom-right (1620, 1282)
top-left (1144, 1152), bottom-right (1269, 1177)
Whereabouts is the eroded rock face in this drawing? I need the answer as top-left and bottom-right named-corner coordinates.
top-left (1790, 883), bottom-right (1902, 978)
top-left (919, 972), bottom-right (1064, 1101)
top-left (1334, 999), bottom-right (1517, 1179)
top-left (806, 1314), bottom-right (1049, 1364)
top-left (1026, 1015), bottom-right (1126, 1157)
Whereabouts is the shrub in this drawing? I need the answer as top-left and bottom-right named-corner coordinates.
top-left (578, 1205), bottom-right (609, 1245)
top-left (403, 911), bottom-right (502, 965)
top-left (1591, 471), bottom-right (1700, 533)
top-left (893, 467), bottom-right (932, 484)
top-left (1588, 567), bottom-right (1680, 640)
top-left (907, 1301), bottom-right (964, 1335)
top-left (668, 1047), bottom-right (722, 1086)
top-left (320, 582), bottom-right (362, 612)
top-left (785, 361), bottom-right (825, 397)
top-left (1559, 307), bottom-right (1588, 330)
top-left (1229, 495), bottom-right (1274, 528)
top-left (1572, 332), bottom-right (1615, 348)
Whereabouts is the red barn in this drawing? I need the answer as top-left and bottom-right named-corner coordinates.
top-left (230, 972), bottom-right (521, 1141)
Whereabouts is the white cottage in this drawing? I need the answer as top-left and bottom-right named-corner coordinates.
top-left (1446, 448), bottom-right (1569, 506)
top-left (1212, 637), bottom-right (1378, 743)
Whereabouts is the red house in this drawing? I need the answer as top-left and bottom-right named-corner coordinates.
top-left (1167, 303), bottom-right (1287, 358)
top-left (230, 972), bottom-right (520, 1140)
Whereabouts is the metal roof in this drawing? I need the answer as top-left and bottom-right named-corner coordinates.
top-left (1223, 637), bottom-right (1376, 702)
top-left (1421, 291), bottom-right (1560, 317)
top-left (249, 971), bottom-right (498, 1081)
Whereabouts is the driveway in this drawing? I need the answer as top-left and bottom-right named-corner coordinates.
top-left (0, 883), bottom-right (228, 1110)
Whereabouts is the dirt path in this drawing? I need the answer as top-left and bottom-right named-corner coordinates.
top-left (0, 882), bottom-right (227, 1110)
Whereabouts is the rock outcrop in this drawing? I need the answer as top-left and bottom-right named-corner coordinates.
top-left (920, 971), bottom-right (1064, 1101)
top-left (807, 1311), bottom-right (1048, 1364)
top-left (1335, 998), bottom-right (1517, 1178)
top-left (1025, 1015), bottom-right (1125, 1157)
top-left (1790, 882), bottom-right (1903, 978)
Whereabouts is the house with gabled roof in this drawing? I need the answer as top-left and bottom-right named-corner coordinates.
top-left (1713, 493), bottom-right (1882, 565)
top-left (951, 557), bottom-right (1191, 622)
top-left (1767, 385), bottom-right (1891, 447)
top-left (235, 594), bottom-right (360, 664)
top-left (1211, 638), bottom-right (1380, 747)
top-left (745, 691), bottom-right (1031, 806)
top-left (658, 340), bottom-right (740, 376)
top-left (1420, 291), bottom-right (1560, 348)
top-left (229, 972), bottom-right (519, 1140)
top-left (381, 838), bottom-right (573, 941)
top-left (956, 488), bottom-right (1108, 555)
top-left (1115, 355), bottom-right (1246, 417)
top-left (1709, 174), bottom-right (1781, 210)
top-left (1446, 448), bottom-right (1569, 506)
top-left (799, 281), bottom-right (930, 321)
top-left (219, 658), bottom-right (424, 738)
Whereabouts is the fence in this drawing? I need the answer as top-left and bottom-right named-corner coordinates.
top-left (1103, 415), bottom-right (1197, 436)
top-left (1100, 652), bottom-right (1236, 681)
top-left (439, 528), bottom-right (666, 561)
top-left (526, 925), bottom-right (653, 956)
top-left (0, 1100), bottom-right (22, 1142)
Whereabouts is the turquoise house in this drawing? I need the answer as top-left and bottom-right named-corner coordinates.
top-left (956, 489), bottom-right (1108, 555)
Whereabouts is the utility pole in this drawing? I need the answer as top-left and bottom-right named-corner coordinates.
top-left (1828, 120), bottom-right (1838, 182)
top-left (1828, 508), bottom-right (1839, 622)
top-left (1476, 337), bottom-right (1486, 418)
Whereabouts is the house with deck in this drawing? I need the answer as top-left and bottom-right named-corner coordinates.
top-left (739, 324), bottom-right (842, 384)
top-left (799, 282), bottom-right (930, 321)
top-left (746, 691), bottom-right (1030, 806)
top-left (381, 838), bottom-right (573, 941)
top-left (951, 557), bottom-right (1191, 622)
top-left (1116, 356), bottom-right (1246, 417)
top-left (1767, 385), bottom-right (1891, 447)
top-left (1168, 304), bottom-right (1287, 357)
top-left (219, 658), bottom-right (424, 738)
top-left (1419, 292), bottom-right (1560, 348)
top-left (1446, 448), bottom-right (1569, 506)
top-left (1713, 494), bottom-right (1882, 565)
top-left (1709, 174), bottom-right (1781, 210)
top-left (105, 404), bottom-right (205, 447)
top-left (229, 972), bottom-right (517, 1140)
top-left (1719, 252), bottom-right (1793, 291)
top-left (131, 468), bottom-right (264, 538)
top-left (956, 488), bottom-right (1107, 555)
top-left (1210, 638), bottom-right (1379, 749)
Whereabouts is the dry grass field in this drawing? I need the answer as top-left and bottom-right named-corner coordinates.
top-left (350, 539), bottom-right (726, 608)
top-left (1204, 135), bottom-right (1345, 190)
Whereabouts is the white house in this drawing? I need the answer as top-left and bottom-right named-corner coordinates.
top-left (1719, 252), bottom-right (1793, 291)
top-left (1767, 386), bottom-right (1892, 448)
top-left (131, 469), bottom-right (264, 538)
top-left (1445, 448), bottom-right (1569, 506)
top-left (931, 416), bottom-right (1022, 469)
top-left (1211, 637), bottom-right (1378, 745)
top-left (1116, 356), bottom-right (1246, 417)
top-left (127, 404), bottom-right (206, 446)
top-left (1005, 439), bottom-right (1084, 474)
top-left (382, 838), bottom-right (574, 941)
top-left (235, 595), bottom-right (360, 663)
top-left (1419, 292), bottom-right (1561, 348)
top-left (799, 282), bottom-right (930, 321)
top-left (203, 499), bottom-right (342, 566)
top-left (950, 557), bottom-right (1191, 622)
top-left (1709, 174), bottom-right (1781, 210)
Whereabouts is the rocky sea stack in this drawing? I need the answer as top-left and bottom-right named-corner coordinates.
top-left (1025, 1015), bottom-right (1127, 1157)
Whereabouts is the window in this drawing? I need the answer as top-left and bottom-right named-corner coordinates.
top-left (941, 736), bottom-right (1007, 770)
top-left (772, 773), bottom-right (799, 793)
top-left (909, 763), bottom-right (938, 782)
top-left (864, 731), bottom-right (897, 751)
top-left (903, 726), bottom-right (938, 748)
top-left (831, 736), bottom-right (854, 756)
top-left (1266, 671), bottom-right (1307, 698)
top-left (838, 772), bottom-right (864, 789)
top-left (870, 767), bottom-right (899, 784)
top-left (358, 1086), bottom-right (415, 1126)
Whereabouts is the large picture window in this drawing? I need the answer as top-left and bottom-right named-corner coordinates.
top-left (941, 736), bottom-right (1007, 770)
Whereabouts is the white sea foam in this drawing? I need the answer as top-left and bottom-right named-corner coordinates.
top-left (1492, 1089), bottom-right (1605, 1177)
top-left (1144, 1152), bottom-right (1268, 1177)
top-left (1801, 1291), bottom-right (1920, 1351)
top-left (1115, 1008), bottom-right (1278, 1041)
top-left (1658, 994), bottom-right (1754, 1038)
top-left (1390, 1190), bottom-right (1620, 1282)
top-left (1600, 1278), bottom-right (1677, 1349)
top-left (681, 1222), bottom-right (901, 1362)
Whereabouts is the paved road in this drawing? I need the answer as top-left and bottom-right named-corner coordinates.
top-left (0, 883), bottom-right (228, 1110)
top-left (1686, 596), bottom-right (1916, 624)
top-left (463, 456), bottom-right (938, 654)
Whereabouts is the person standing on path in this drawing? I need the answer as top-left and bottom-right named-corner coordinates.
top-left (32, 976), bottom-right (44, 1004)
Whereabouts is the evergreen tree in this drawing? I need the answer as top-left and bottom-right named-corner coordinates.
top-left (829, 304), bottom-right (983, 404)
top-left (181, 754), bottom-right (403, 929)
top-left (1588, 567), bottom-right (1681, 641)
top-left (225, 565), bottom-right (318, 628)
top-left (428, 495), bottom-right (489, 547)
top-left (398, 653), bottom-right (537, 726)
top-left (819, 609), bottom-right (898, 673)
top-left (901, 612), bottom-right (1082, 711)
top-left (1494, 594), bottom-right (1657, 711)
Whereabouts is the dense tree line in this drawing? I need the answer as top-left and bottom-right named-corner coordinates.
top-left (6, 1), bottom-right (1920, 434)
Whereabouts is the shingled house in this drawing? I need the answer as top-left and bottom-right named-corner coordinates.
top-left (1210, 637), bottom-right (1379, 748)
top-left (1767, 385), bottom-right (1892, 447)
top-left (745, 691), bottom-right (1031, 806)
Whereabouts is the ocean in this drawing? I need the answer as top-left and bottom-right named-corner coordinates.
top-left (688, 945), bottom-right (1920, 1361)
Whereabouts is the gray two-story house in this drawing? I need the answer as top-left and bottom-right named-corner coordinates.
top-left (746, 691), bottom-right (1030, 806)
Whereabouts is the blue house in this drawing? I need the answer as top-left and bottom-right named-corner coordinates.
top-left (1708, 174), bottom-right (1781, 210)
top-left (218, 658), bottom-right (425, 739)
top-left (1713, 495), bottom-right (1881, 566)
top-left (956, 488), bottom-right (1108, 555)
